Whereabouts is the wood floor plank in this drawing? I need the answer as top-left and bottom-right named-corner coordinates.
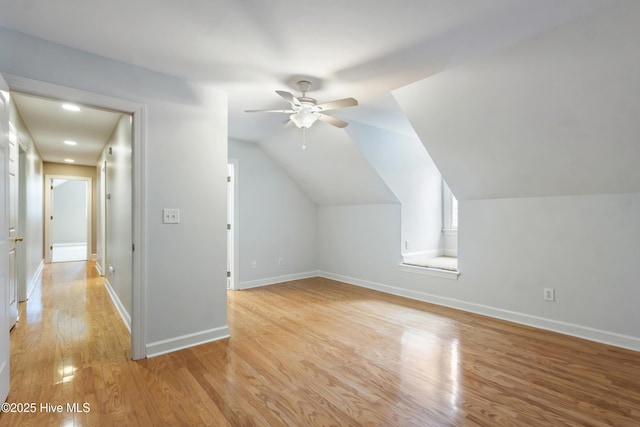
top-left (2, 262), bottom-right (640, 426)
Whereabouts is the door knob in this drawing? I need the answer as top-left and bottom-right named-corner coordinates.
top-left (11, 237), bottom-right (24, 242)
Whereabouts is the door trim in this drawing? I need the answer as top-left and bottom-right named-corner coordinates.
top-left (17, 143), bottom-right (27, 302)
top-left (4, 74), bottom-right (147, 360)
top-left (227, 158), bottom-right (239, 291)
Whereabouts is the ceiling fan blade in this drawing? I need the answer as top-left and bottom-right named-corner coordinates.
top-left (276, 90), bottom-right (300, 106)
top-left (315, 97), bottom-right (358, 111)
top-left (318, 113), bottom-right (349, 128)
top-left (245, 109), bottom-right (295, 113)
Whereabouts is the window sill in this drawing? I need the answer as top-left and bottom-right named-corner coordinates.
top-left (399, 263), bottom-right (459, 280)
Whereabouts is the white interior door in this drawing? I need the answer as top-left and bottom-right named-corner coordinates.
top-left (8, 97), bottom-right (19, 328)
top-left (0, 75), bottom-right (12, 402)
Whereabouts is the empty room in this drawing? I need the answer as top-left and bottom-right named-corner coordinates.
top-left (1, 1), bottom-right (639, 426)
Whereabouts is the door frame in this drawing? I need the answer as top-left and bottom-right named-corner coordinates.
top-left (44, 175), bottom-right (92, 263)
top-left (97, 161), bottom-right (107, 275)
top-left (17, 143), bottom-right (27, 302)
top-left (4, 74), bottom-right (147, 360)
top-left (227, 160), bottom-right (238, 290)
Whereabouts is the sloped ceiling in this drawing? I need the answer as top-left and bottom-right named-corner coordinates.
top-left (0, 0), bottom-right (625, 206)
top-left (258, 125), bottom-right (396, 206)
top-left (394, 0), bottom-right (640, 201)
top-left (0, 0), bottom-right (615, 143)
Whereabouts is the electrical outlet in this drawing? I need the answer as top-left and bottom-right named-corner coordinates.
top-left (278, 257), bottom-right (284, 266)
top-left (544, 288), bottom-right (555, 302)
top-left (252, 261), bottom-right (257, 269)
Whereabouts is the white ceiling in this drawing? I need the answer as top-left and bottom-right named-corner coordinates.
top-left (11, 93), bottom-right (123, 166)
top-left (0, 0), bottom-right (614, 164)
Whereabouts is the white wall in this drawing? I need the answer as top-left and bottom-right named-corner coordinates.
top-left (319, 1), bottom-right (640, 350)
top-left (9, 98), bottom-right (43, 301)
top-left (318, 204), bottom-right (402, 283)
top-left (346, 122), bottom-right (442, 256)
top-left (460, 194), bottom-right (640, 339)
top-left (318, 196), bottom-right (640, 350)
top-left (98, 114), bottom-right (132, 322)
top-left (228, 139), bottom-right (318, 287)
top-left (0, 28), bottom-right (229, 355)
top-left (259, 124), bottom-right (396, 206)
top-left (393, 0), bottom-right (640, 202)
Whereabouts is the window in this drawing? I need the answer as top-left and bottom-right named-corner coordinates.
top-left (443, 181), bottom-right (458, 231)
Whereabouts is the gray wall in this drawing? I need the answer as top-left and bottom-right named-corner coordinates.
top-left (98, 114), bottom-right (132, 317)
top-left (228, 139), bottom-right (318, 287)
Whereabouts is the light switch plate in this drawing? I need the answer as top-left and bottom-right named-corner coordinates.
top-left (163, 208), bottom-right (180, 224)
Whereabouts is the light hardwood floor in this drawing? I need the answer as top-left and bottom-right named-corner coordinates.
top-left (2, 261), bottom-right (640, 426)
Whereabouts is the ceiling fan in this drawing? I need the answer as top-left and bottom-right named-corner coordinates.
top-left (245, 80), bottom-right (358, 129)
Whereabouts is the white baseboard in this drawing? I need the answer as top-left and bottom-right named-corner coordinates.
top-left (442, 249), bottom-right (458, 257)
top-left (239, 271), bottom-right (320, 290)
top-left (104, 278), bottom-right (131, 333)
top-left (317, 271), bottom-right (640, 352)
top-left (95, 262), bottom-right (104, 276)
top-left (27, 260), bottom-right (45, 299)
top-left (52, 242), bottom-right (87, 248)
top-left (146, 326), bottom-right (230, 358)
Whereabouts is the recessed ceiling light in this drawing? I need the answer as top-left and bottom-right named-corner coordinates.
top-left (62, 103), bottom-right (80, 112)
top-left (64, 140), bottom-right (77, 146)
top-left (64, 159), bottom-right (75, 163)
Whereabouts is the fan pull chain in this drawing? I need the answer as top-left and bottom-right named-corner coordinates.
top-left (301, 127), bottom-right (307, 150)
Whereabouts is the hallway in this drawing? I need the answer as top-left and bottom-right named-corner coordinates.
top-left (3, 261), bottom-right (131, 426)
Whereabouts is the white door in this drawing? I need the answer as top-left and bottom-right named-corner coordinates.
top-left (8, 95), bottom-right (19, 328)
top-left (0, 76), bottom-right (12, 402)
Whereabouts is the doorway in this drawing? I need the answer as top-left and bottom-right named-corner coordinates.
top-left (45, 176), bottom-right (92, 263)
top-left (4, 74), bottom-right (146, 360)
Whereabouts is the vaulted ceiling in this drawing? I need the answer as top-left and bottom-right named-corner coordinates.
top-left (2, 0), bottom-right (630, 204)
top-left (0, 0), bottom-right (613, 142)
top-left (395, 0), bottom-right (640, 200)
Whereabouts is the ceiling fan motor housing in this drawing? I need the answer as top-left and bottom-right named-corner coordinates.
top-left (297, 80), bottom-right (313, 93)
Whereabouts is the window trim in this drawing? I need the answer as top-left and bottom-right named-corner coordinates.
top-left (399, 263), bottom-right (459, 280)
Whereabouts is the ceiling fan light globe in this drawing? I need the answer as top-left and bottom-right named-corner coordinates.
top-left (290, 111), bottom-right (319, 129)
